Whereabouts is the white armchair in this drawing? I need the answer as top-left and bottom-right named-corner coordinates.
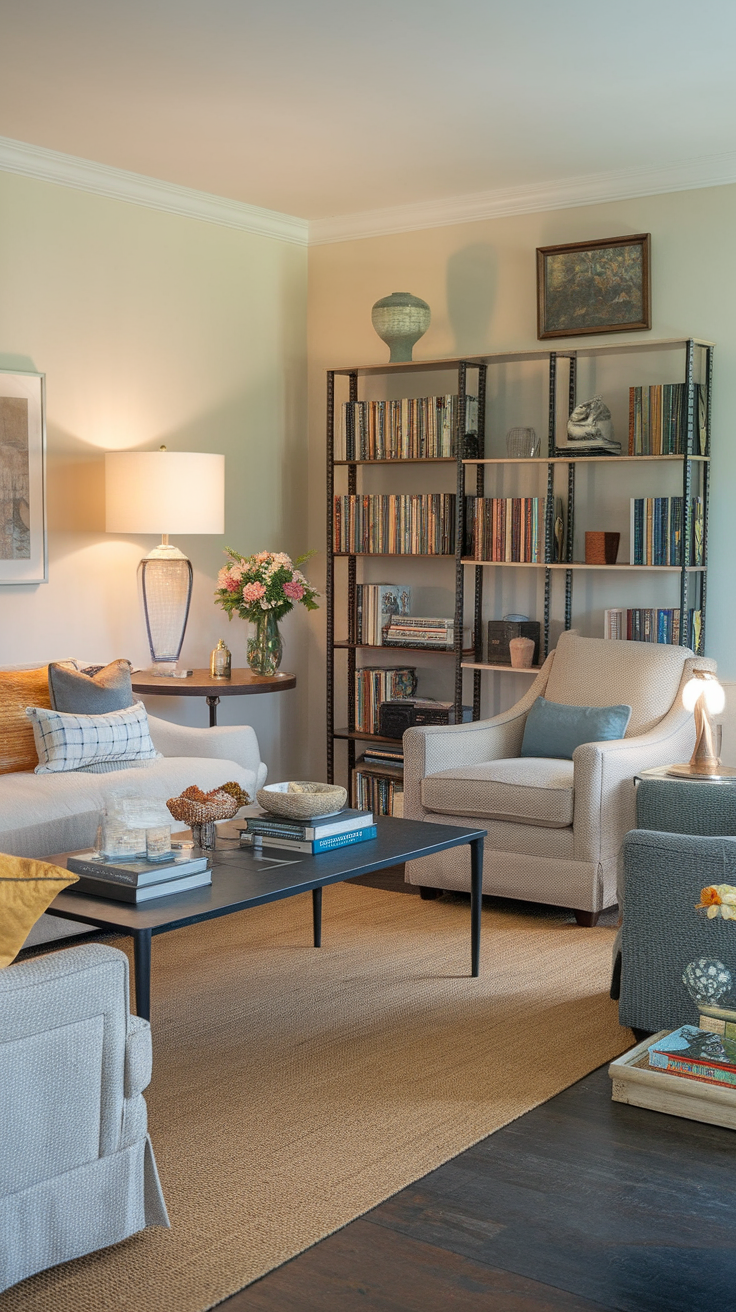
top-left (404, 632), bottom-right (714, 923)
top-left (0, 942), bottom-right (168, 1291)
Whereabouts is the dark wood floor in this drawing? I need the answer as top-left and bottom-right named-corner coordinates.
top-left (218, 867), bottom-right (736, 1312)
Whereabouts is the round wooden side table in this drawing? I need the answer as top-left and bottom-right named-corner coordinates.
top-left (131, 668), bottom-right (296, 726)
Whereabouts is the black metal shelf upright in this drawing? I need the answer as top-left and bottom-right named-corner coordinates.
top-left (326, 358), bottom-right (487, 791)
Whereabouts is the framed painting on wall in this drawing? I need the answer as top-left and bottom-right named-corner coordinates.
top-left (0, 369), bottom-right (47, 584)
top-left (537, 233), bottom-right (651, 339)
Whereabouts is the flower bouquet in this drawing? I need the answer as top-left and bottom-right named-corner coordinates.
top-left (215, 549), bottom-right (319, 675)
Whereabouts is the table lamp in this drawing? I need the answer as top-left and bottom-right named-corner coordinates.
top-left (668, 669), bottom-right (736, 779)
top-left (105, 448), bottom-right (225, 674)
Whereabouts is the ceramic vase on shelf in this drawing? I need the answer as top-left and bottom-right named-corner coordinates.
top-left (247, 611), bottom-right (283, 677)
top-left (371, 292), bottom-right (431, 362)
top-left (509, 636), bottom-right (536, 669)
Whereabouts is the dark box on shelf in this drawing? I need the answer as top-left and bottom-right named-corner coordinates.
top-left (378, 700), bottom-right (473, 740)
top-left (486, 621), bottom-right (540, 666)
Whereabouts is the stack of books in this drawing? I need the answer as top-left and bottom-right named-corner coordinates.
top-left (629, 496), bottom-right (704, 566)
top-left (383, 616), bottom-right (456, 649)
top-left (466, 497), bottom-right (547, 563)
top-left (333, 494), bottom-right (456, 555)
top-left (354, 667), bottom-right (416, 734)
top-left (66, 849), bottom-right (212, 902)
top-left (337, 395), bottom-right (478, 461)
top-left (648, 1026), bottom-right (736, 1089)
top-left (605, 607), bottom-right (702, 646)
top-left (240, 807), bottom-right (376, 854)
top-left (353, 767), bottom-right (403, 816)
top-left (356, 583), bottom-right (412, 645)
top-left (628, 383), bottom-right (707, 456)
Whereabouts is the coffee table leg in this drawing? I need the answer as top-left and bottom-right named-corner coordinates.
top-left (206, 695), bottom-right (220, 727)
top-left (133, 928), bottom-right (152, 1020)
top-left (312, 887), bottom-right (322, 947)
top-left (470, 837), bottom-right (483, 977)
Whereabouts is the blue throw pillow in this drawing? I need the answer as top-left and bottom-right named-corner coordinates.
top-left (520, 696), bottom-right (632, 761)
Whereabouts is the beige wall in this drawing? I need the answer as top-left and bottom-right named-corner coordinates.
top-left (308, 184), bottom-right (736, 774)
top-left (0, 169), bottom-right (309, 779)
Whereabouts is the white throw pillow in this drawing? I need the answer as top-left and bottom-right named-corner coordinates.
top-left (25, 701), bottom-right (159, 774)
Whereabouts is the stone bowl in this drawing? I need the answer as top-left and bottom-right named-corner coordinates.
top-left (256, 781), bottom-right (347, 820)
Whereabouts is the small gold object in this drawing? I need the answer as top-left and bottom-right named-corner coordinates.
top-left (210, 639), bottom-right (231, 679)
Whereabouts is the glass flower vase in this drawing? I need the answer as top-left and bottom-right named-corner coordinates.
top-left (247, 611), bottom-right (283, 676)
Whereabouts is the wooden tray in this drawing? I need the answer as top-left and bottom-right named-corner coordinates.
top-left (609, 1032), bottom-right (736, 1130)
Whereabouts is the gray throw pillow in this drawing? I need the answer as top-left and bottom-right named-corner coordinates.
top-left (48, 659), bottom-right (134, 713)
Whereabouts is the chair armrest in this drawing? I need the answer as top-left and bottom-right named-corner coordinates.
top-left (572, 702), bottom-right (696, 865)
top-left (619, 830), bottom-right (736, 1030)
top-left (147, 715), bottom-right (266, 786)
top-left (125, 1014), bottom-right (153, 1099)
top-left (403, 661), bottom-right (551, 819)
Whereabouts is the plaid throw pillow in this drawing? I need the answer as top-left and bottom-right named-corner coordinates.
top-left (26, 701), bottom-right (158, 774)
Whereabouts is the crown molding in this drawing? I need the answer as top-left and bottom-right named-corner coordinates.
top-left (309, 151), bottom-right (736, 245)
top-left (0, 135), bottom-right (309, 246)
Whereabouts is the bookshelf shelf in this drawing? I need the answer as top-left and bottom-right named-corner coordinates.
top-left (334, 641), bottom-right (469, 655)
top-left (461, 560), bottom-right (707, 572)
top-left (335, 457), bottom-right (456, 465)
top-left (463, 454), bottom-right (709, 466)
top-left (334, 729), bottom-right (405, 746)
top-left (461, 662), bottom-right (542, 674)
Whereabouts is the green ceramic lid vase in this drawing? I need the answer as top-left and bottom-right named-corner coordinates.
top-left (371, 291), bottom-right (431, 362)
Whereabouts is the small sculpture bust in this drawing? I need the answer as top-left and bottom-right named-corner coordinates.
top-left (563, 397), bottom-right (620, 454)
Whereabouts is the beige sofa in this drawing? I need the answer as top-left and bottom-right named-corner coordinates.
top-left (404, 633), bottom-right (713, 921)
top-left (1, 715), bottom-right (267, 948)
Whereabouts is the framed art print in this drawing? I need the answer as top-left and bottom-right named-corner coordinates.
top-left (0, 369), bottom-right (47, 584)
top-left (537, 233), bottom-right (651, 339)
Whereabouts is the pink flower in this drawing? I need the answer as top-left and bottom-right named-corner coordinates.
top-left (224, 576), bottom-right (241, 593)
top-left (283, 580), bottom-right (305, 601)
top-left (242, 581), bottom-right (266, 603)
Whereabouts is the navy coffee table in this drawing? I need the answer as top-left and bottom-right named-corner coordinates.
top-left (46, 816), bottom-right (486, 1020)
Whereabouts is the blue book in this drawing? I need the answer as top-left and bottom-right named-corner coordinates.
top-left (243, 825), bottom-right (378, 855)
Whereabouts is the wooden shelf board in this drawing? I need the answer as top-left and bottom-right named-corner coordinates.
top-left (329, 339), bottom-right (714, 376)
top-left (462, 559), bottom-right (706, 572)
top-left (461, 662), bottom-right (543, 673)
top-left (333, 552), bottom-right (454, 558)
top-left (334, 641), bottom-right (472, 656)
top-left (464, 454), bottom-right (709, 465)
top-left (334, 457), bottom-right (456, 465)
top-left (334, 729), bottom-right (405, 745)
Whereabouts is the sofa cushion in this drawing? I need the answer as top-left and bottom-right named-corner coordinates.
top-left (421, 757), bottom-right (574, 827)
top-left (26, 702), bottom-right (158, 773)
top-left (0, 667), bottom-right (50, 775)
top-left (48, 659), bottom-right (134, 713)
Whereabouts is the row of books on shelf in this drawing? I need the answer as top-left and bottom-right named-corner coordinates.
top-left (354, 667), bottom-right (417, 734)
top-left (628, 383), bottom-right (707, 456)
top-left (239, 806), bottom-right (376, 854)
top-left (356, 583), bottom-right (411, 645)
top-left (604, 608), bottom-right (702, 647)
top-left (630, 497), bottom-right (704, 566)
top-left (333, 494), bottom-right (456, 555)
top-left (337, 395), bottom-right (478, 461)
top-left (353, 746), bottom-right (405, 816)
top-left (465, 497), bottom-right (561, 563)
top-left (66, 849), bottom-right (212, 903)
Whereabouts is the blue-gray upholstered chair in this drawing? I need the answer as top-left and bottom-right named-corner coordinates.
top-left (0, 942), bottom-right (168, 1292)
top-left (615, 777), bottom-right (736, 1033)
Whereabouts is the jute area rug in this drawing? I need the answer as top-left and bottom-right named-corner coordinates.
top-left (4, 883), bottom-right (630, 1312)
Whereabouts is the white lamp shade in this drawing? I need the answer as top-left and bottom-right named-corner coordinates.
top-left (105, 451), bottom-right (225, 535)
top-left (683, 673), bottom-right (725, 715)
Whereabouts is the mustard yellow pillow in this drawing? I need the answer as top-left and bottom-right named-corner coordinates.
top-left (0, 667), bottom-right (51, 775)
top-left (0, 855), bottom-right (79, 967)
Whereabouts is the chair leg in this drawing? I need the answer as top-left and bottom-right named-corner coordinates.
top-left (573, 909), bottom-right (600, 927)
top-left (419, 886), bottom-right (442, 901)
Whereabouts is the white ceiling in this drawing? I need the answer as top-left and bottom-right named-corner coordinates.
top-left (2, 0), bottom-right (736, 222)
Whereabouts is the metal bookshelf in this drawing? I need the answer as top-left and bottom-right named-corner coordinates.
top-left (326, 337), bottom-right (713, 798)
